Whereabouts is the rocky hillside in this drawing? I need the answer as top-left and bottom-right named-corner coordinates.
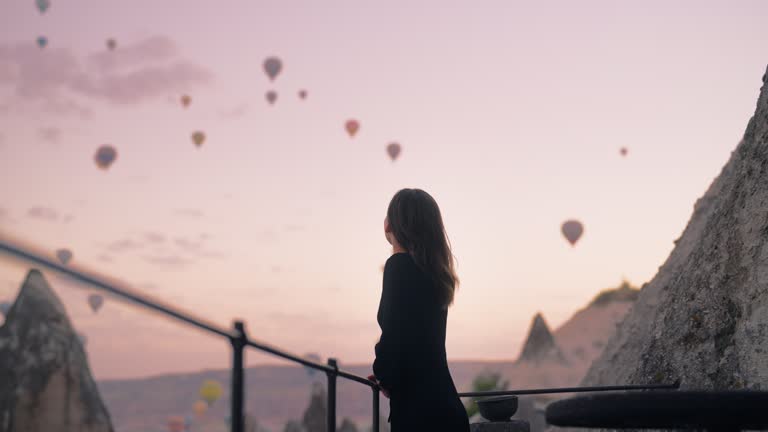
top-left (582, 66), bottom-right (768, 390)
top-left (0, 270), bottom-right (114, 432)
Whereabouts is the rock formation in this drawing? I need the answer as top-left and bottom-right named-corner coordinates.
top-left (0, 269), bottom-right (114, 432)
top-left (553, 281), bottom-right (638, 369)
top-left (338, 417), bottom-right (360, 432)
top-left (302, 382), bottom-right (327, 432)
top-left (516, 313), bottom-right (566, 364)
top-left (582, 66), bottom-right (768, 389)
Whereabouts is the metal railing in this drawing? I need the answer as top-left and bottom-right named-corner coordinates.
top-left (0, 234), bottom-right (678, 432)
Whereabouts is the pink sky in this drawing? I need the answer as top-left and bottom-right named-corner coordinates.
top-left (1, 0), bottom-right (767, 379)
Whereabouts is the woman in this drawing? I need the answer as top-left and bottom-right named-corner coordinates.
top-left (369, 188), bottom-right (470, 432)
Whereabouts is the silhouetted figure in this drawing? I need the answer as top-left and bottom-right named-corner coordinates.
top-left (371, 188), bottom-right (470, 432)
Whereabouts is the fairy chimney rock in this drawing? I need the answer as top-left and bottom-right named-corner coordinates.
top-left (0, 269), bottom-right (114, 432)
top-left (517, 313), bottom-right (565, 364)
top-left (582, 65), bottom-right (768, 389)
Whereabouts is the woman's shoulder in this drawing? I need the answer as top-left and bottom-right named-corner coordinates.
top-left (384, 252), bottom-right (414, 269)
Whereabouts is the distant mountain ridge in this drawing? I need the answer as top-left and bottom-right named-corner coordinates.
top-left (97, 280), bottom-right (641, 432)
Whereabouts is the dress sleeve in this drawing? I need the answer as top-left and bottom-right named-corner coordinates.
top-left (372, 255), bottom-right (407, 391)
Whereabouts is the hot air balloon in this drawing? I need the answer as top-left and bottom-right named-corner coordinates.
top-left (386, 142), bottom-right (401, 161)
top-left (181, 94), bottom-right (191, 108)
top-left (36, 36), bottom-right (48, 49)
top-left (87, 294), bottom-right (104, 313)
top-left (191, 131), bottom-right (206, 147)
top-left (345, 119), bottom-right (359, 137)
top-left (36, 0), bottom-right (50, 14)
top-left (561, 220), bottom-right (584, 246)
top-left (303, 352), bottom-right (322, 377)
top-left (620, 147), bottom-right (628, 157)
top-left (56, 248), bottom-right (72, 265)
top-left (0, 302), bottom-right (11, 317)
top-left (263, 56), bottom-right (282, 81)
top-left (199, 380), bottom-right (223, 407)
top-left (106, 38), bottom-right (117, 51)
top-left (298, 89), bottom-right (308, 100)
top-left (94, 145), bottom-right (117, 170)
top-left (266, 90), bottom-right (278, 105)
top-left (193, 400), bottom-right (207, 418)
top-left (167, 416), bottom-right (185, 432)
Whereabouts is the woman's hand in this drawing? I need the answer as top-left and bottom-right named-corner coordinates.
top-left (367, 374), bottom-right (391, 399)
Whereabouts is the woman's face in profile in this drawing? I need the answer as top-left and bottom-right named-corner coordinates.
top-left (384, 216), bottom-right (392, 245)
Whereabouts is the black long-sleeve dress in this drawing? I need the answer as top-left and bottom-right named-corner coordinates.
top-left (373, 252), bottom-right (470, 432)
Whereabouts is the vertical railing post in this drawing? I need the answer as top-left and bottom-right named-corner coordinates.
top-left (230, 321), bottom-right (247, 432)
top-left (326, 358), bottom-right (338, 432)
top-left (372, 386), bottom-right (380, 432)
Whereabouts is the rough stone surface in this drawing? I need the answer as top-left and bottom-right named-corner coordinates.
top-left (582, 65), bottom-right (768, 390)
top-left (0, 269), bottom-right (114, 432)
top-left (517, 313), bottom-right (565, 365)
top-left (471, 419), bottom-right (530, 432)
top-left (302, 382), bottom-right (327, 432)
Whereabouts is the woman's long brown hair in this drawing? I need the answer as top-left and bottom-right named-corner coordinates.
top-left (386, 188), bottom-right (459, 308)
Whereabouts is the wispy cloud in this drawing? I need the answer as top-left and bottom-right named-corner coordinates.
top-left (143, 254), bottom-right (190, 269)
top-left (220, 103), bottom-right (249, 119)
top-left (38, 126), bottom-right (61, 143)
top-left (105, 238), bottom-right (144, 253)
top-left (26, 206), bottom-right (59, 221)
top-left (174, 236), bottom-right (203, 251)
top-left (87, 36), bottom-right (177, 72)
top-left (97, 254), bottom-right (114, 263)
top-left (144, 232), bottom-right (166, 244)
top-left (0, 36), bottom-right (212, 116)
top-left (174, 208), bottom-right (204, 218)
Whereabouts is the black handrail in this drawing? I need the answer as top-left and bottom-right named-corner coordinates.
top-left (0, 233), bottom-right (680, 432)
top-left (459, 381), bottom-right (681, 398)
top-left (0, 234), bottom-right (235, 339)
top-left (0, 233), bottom-right (380, 432)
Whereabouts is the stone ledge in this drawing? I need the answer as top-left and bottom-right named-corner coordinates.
top-left (470, 420), bottom-right (531, 432)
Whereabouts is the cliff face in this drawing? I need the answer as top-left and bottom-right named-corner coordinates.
top-left (582, 66), bottom-right (768, 389)
top-left (0, 270), bottom-right (114, 432)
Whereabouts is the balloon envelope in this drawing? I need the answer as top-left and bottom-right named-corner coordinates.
top-left (0, 302), bottom-right (11, 317)
top-left (87, 294), bottom-right (104, 313)
top-left (386, 142), bottom-right (401, 161)
top-left (181, 94), bottom-right (191, 107)
top-left (345, 119), bottom-right (359, 137)
top-left (167, 416), bottom-right (185, 432)
top-left (298, 89), bottom-right (307, 100)
top-left (263, 56), bottom-right (282, 81)
top-left (106, 38), bottom-right (117, 51)
top-left (266, 90), bottom-right (277, 105)
top-left (561, 220), bottom-right (584, 246)
top-left (193, 400), bottom-right (207, 417)
top-left (36, 36), bottom-right (48, 48)
top-left (620, 147), bottom-right (628, 157)
top-left (36, 0), bottom-right (50, 13)
top-left (191, 131), bottom-right (205, 147)
top-left (199, 380), bottom-right (223, 406)
top-left (56, 248), bottom-right (73, 265)
top-left (94, 145), bottom-right (117, 170)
